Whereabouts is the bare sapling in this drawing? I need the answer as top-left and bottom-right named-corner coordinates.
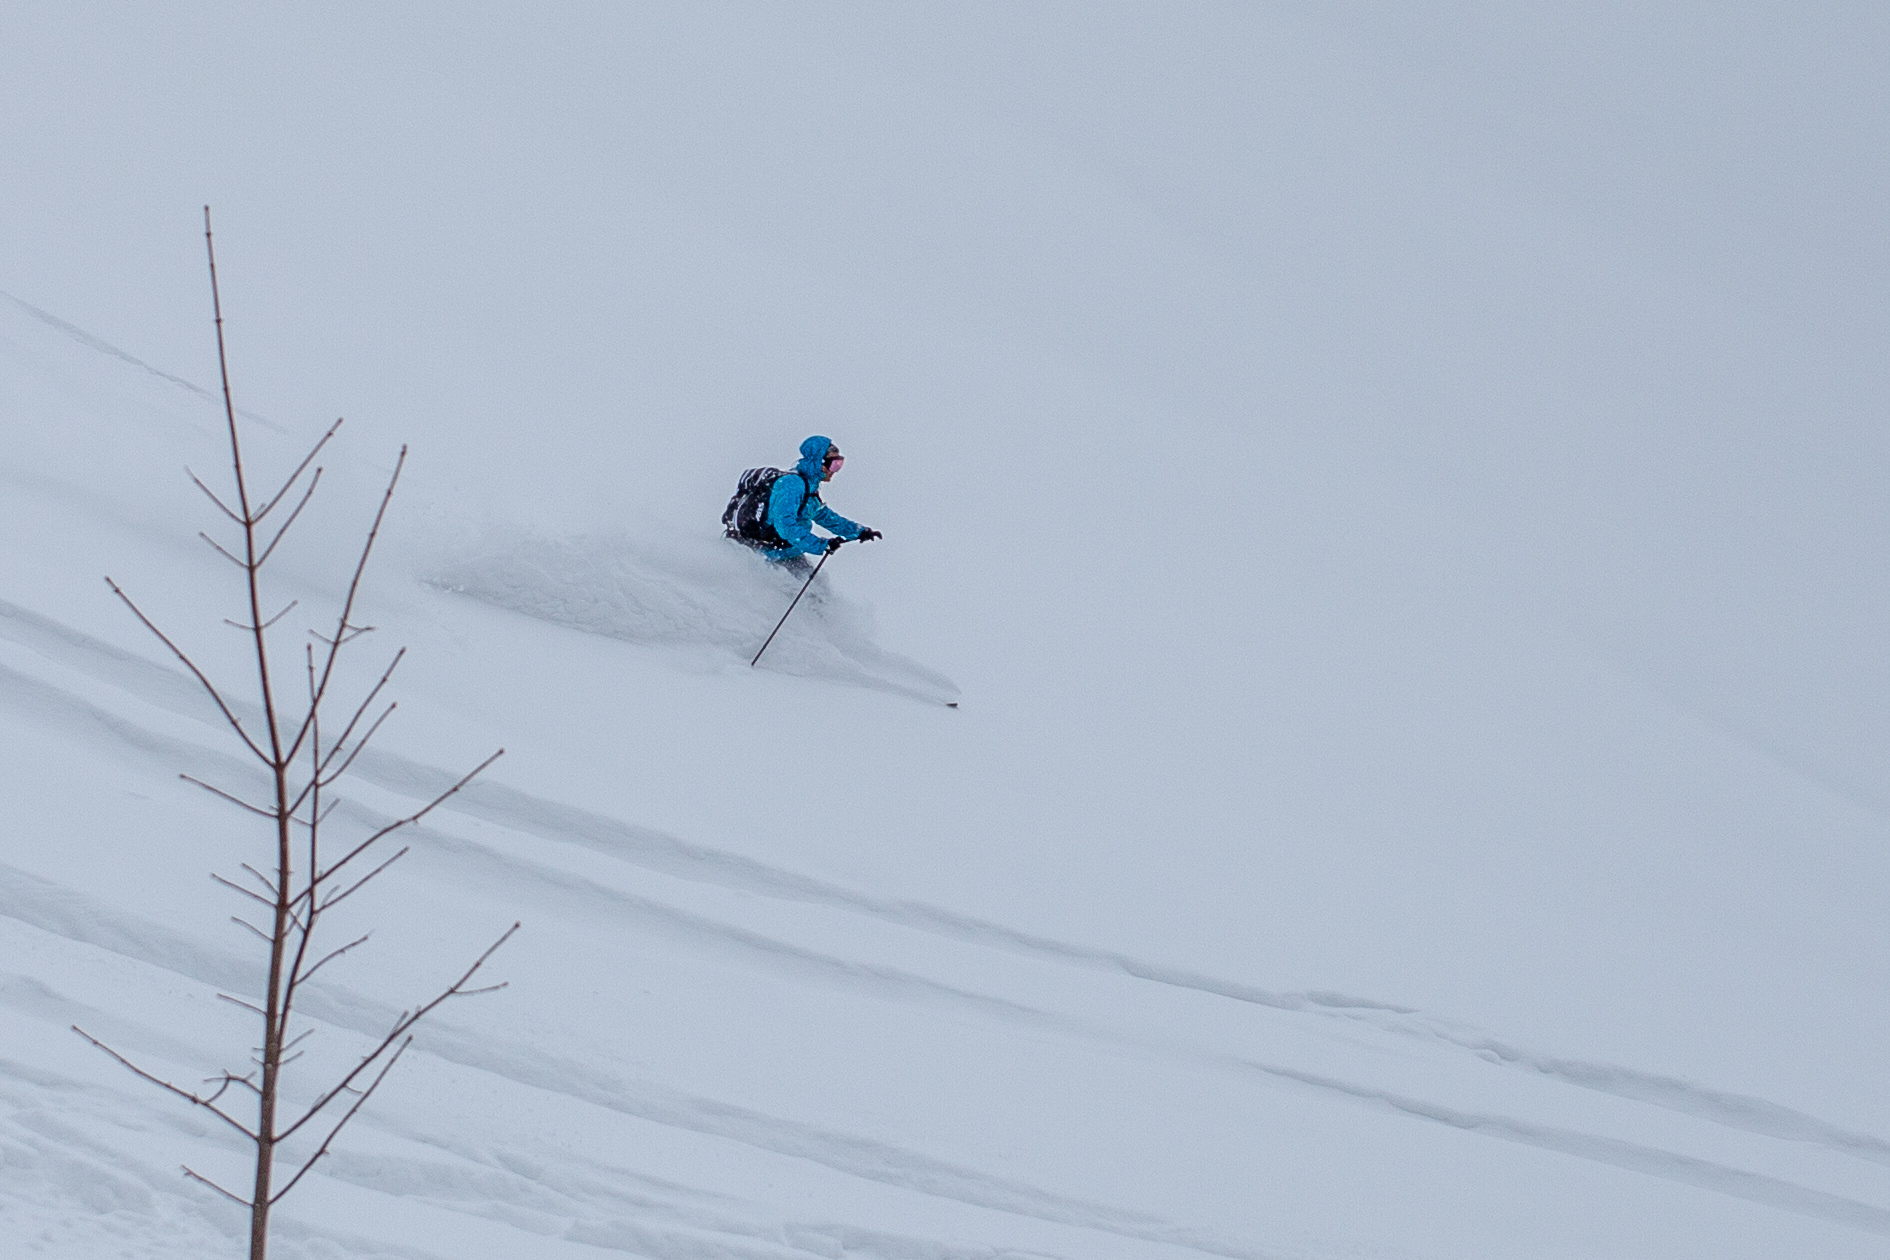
top-left (72, 208), bottom-right (517, 1260)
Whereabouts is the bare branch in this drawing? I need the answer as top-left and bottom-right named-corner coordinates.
top-left (438, 922), bottom-right (520, 999)
top-left (197, 531), bottom-right (247, 569)
top-left (288, 648), bottom-right (404, 810)
top-left (182, 775), bottom-right (275, 820)
top-left (216, 993), bottom-right (266, 1018)
top-left (104, 579), bottom-right (266, 762)
top-left (253, 417), bottom-right (343, 522)
top-left (210, 872), bottom-right (274, 910)
top-left (270, 1037), bottom-right (408, 1205)
top-left (72, 1026), bottom-right (257, 1140)
top-left (316, 703), bottom-right (395, 789)
top-left (309, 623), bottom-right (376, 648)
top-left (310, 749), bottom-right (502, 896)
top-left (295, 933), bottom-right (370, 989)
top-left (199, 1070), bottom-right (256, 1106)
top-left (222, 600), bottom-right (299, 633)
top-left (318, 846), bottom-right (408, 914)
top-left (256, 468), bottom-right (322, 566)
top-left (186, 468), bottom-right (243, 524)
top-left (229, 916), bottom-right (273, 944)
top-left (292, 447), bottom-right (407, 753)
top-left (239, 863), bottom-right (279, 897)
top-left (202, 206), bottom-right (250, 520)
top-left (277, 922), bottom-right (517, 1143)
top-left (275, 1015), bottom-right (408, 1143)
top-left (183, 1165), bottom-right (253, 1207)
top-left (289, 797), bottom-right (341, 832)
top-left (205, 1070), bottom-right (261, 1099)
top-left (311, 647), bottom-right (405, 770)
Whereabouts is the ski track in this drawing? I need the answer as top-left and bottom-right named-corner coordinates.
top-left (1, 594), bottom-right (1883, 1180)
top-left (12, 848), bottom-right (1890, 1249)
top-left (0, 289), bottom-right (281, 435)
top-left (3, 676), bottom-right (1890, 1250)
top-left (0, 1054), bottom-right (535, 1260)
top-left (0, 903), bottom-right (1275, 1260)
top-left (0, 1058), bottom-right (246, 1258)
top-left (314, 1139), bottom-right (1088, 1260)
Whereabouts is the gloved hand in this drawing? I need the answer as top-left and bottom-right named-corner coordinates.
top-left (857, 528), bottom-right (883, 542)
top-left (824, 536), bottom-right (846, 554)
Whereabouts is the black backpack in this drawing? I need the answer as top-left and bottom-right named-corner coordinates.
top-left (722, 467), bottom-right (811, 547)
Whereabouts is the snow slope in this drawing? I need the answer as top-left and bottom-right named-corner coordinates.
top-left (3, 4), bottom-right (1889, 1257)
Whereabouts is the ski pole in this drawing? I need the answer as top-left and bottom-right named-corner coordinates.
top-left (751, 542), bottom-right (840, 667)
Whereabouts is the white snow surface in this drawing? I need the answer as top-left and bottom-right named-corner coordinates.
top-left (430, 533), bottom-right (960, 705)
top-left (3, 5), bottom-right (1889, 1258)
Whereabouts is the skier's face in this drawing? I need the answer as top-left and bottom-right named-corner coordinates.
top-left (822, 453), bottom-right (844, 480)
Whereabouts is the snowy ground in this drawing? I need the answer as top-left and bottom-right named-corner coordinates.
top-left (3, 5), bottom-right (1889, 1258)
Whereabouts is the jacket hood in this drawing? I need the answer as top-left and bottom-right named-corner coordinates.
top-left (795, 435), bottom-right (834, 485)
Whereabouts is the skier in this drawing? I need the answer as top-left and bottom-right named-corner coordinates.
top-left (723, 435), bottom-right (882, 574)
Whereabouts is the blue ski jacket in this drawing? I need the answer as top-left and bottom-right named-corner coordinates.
top-left (761, 435), bottom-right (863, 560)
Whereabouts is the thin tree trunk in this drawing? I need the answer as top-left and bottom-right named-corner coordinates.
top-left (76, 209), bottom-right (513, 1260)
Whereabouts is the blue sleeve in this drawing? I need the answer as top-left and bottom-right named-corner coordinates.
top-left (766, 474), bottom-right (825, 557)
top-left (811, 501), bottom-right (862, 541)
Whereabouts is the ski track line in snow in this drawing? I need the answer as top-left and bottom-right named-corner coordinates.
top-left (0, 1074), bottom-right (243, 1258)
top-left (0, 861), bottom-right (1280, 1260)
top-left (4, 600), bottom-right (1890, 1178)
top-left (3, 596), bottom-right (1887, 1174)
top-left (11, 782), bottom-right (1890, 1252)
top-left (441, 756), bottom-right (1890, 1176)
top-left (0, 980), bottom-right (1081, 1260)
top-left (379, 821), bottom-right (1890, 1241)
top-left (0, 1056), bottom-right (489, 1260)
top-left (0, 289), bottom-right (283, 433)
top-left (315, 1144), bottom-right (1079, 1260)
top-left (304, 807), bottom-right (1890, 1245)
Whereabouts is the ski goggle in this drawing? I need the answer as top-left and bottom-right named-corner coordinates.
top-left (823, 452), bottom-right (845, 471)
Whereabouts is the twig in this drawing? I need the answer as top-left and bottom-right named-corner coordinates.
top-left (317, 846), bottom-right (408, 914)
top-left (186, 468), bottom-right (243, 524)
top-left (295, 933), bottom-right (370, 987)
top-left (223, 600), bottom-right (299, 633)
top-left (183, 775), bottom-right (275, 820)
top-left (184, 1165), bottom-right (253, 1207)
top-left (104, 579), bottom-right (265, 762)
top-left (315, 703), bottom-right (394, 788)
top-left (276, 921), bottom-right (517, 1142)
top-left (72, 1026), bottom-right (257, 1140)
top-left (288, 447), bottom-right (406, 761)
top-left (211, 872), bottom-right (275, 910)
top-left (198, 532), bottom-right (248, 569)
top-left (305, 749), bottom-right (502, 899)
top-left (269, 1038), bottom-right (408, 1204)
top-left (253, 418), bottom-right (342, 523)
top-left (256, 470), bottom-right (322, 565)
top-left (287, 647), bottom-right (404, 815)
